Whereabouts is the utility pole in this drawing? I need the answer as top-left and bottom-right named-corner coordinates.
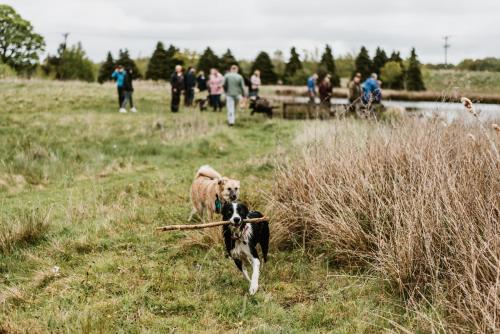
top-left (62, 32), bottom-right (70, 51)
top-left (443, 36), bottom-right (451, 67)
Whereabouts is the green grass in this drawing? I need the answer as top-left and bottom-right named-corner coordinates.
top-left (0, 79), bottom-right (417, 333)
top-left (423, 69), bottom-right (500, 95)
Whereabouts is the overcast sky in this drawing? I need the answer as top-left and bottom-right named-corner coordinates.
top-left (5, 0), bottom-right (500, 64)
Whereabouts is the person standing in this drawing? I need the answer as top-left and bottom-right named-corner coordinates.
top-left (249, 70), bottom-right (261, 98)
top-left (184, 67), bottom-right (196, 107)
top-left (208, 68), bottom-right (224, 112)
top-left (223, 65), bottom-right (246, 126)
top-left (111, 65), bottom-right (126, 111)
top-left (120, 68), bottom-right (137, 113)
top-left (170, 65), bottom-right (184, 112)
top-left (348, 72), bottom-right (363, 112)
top-left (197, 70), bottom-right (207, 92)
top-left (318, 75), bottom-right (332, 108)
top-left (307, 73), bottom-right (318, 104)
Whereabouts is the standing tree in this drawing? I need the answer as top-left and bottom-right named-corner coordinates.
top-left (98, 51), bottom-right (115, 83)
top-left (380, 61), bottom-right (404, 89)
top-left (406, 48), bottom-right (425, 91)
top-left (372, 47), bottom-right (388, 76)
top-left (197, 47), bottom-right (220, 76)
top-left (0, 4), bottom-right (45, 74)
top-left (117, 49), bottom-right (141, 79)
top-left (272, 50), bottom-right (286, 82)
top-left (251, 51), bottom-right (277, 84)
top-left (165, 44), bottom-right (183, 75)
top-left (56, 42), bottom-right (95, 82)
top-left (284, 47), bottom-right (303, 84)
top-left (145, 42), bottom-right (170, 80)
top-left (318, 44), bottom-right (340, 87)
top-left (354, 46), bottom-right (373, 80)
top-left (389, 51), bottom-right (405, 89)
top-left (219, 49), bottom-right (239, 73)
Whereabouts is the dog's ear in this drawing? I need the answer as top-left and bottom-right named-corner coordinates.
top-left (217, 178), bottom-right (225, 186)
top-left (220, 202), bottom-right (232, 219)
top-left (238, 203), bottom-right (249, 218)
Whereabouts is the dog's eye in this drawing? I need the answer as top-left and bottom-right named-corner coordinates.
top-left (228, 188), bottom-right (232, 191)
top-left (235, 187), bottom-right (238, 191)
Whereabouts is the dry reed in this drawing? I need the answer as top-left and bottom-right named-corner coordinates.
top-left (268, 118), bottom-right (500, 332)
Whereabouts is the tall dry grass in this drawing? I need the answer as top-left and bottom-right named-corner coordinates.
top-left (268, 118), bottom-right (499, 332)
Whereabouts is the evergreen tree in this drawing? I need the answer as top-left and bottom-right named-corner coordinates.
top-left (372, 47), bottom-right (388, 76)
top-left (318, 44), bottom-right (340, 87)
top-left (165, 44), bottom-right (183, 75)
top-left (389, 51), bottom-right (405, 89)
top-left (284, 47), bottom-right (302, 84)
top-left (406, 48), bottom-right (425, 91)
top-left (146, 42), bottom-right (169, 80)
top-left (354, 46), bottom-right (373, 79)
top-left (98, 51), bottom-right (115, 83)
top-left (219, 49), bottom-right (239, 73)
top-left (117, 49), bottom-right (141, 79)
top-left (197, 47), bottom-right (220, 75)
top-left (251, 51), bottom-right (277, 84)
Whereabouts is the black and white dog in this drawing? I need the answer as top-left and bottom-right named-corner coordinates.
top-left (221, 202), bottom-right (269, 295)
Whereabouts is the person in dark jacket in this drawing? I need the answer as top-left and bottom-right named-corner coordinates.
top-left (184, 67), bottom-right (196, 107)
top-left (197, 70), bottom-right (207, 92)
top-left (170, 65), bottom-right (185, 112)
top-left (318, 75), bottom-right (332, 107)
top-left (120, 68), bottom-right (137, 113)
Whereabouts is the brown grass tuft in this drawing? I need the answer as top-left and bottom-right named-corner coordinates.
top-left (0, 208), bottom-right (51, 254)
top-left (268, 118), bottom-right (500, 332)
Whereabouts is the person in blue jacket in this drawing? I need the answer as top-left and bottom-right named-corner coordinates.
top-left (307, 73), bottom-right (319, 104)
top-left (362, 73), bottom-right (382, 104)
top-left (111, 65), bottom-right (126, 111)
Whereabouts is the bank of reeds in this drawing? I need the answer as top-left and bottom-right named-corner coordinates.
top-left (268, 117), bottom-right (500, 332)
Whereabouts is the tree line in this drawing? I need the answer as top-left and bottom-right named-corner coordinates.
top-left (2, 3), bottom-right (486, 92)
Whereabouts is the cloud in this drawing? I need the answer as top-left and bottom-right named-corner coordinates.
top-left (4, 0), bottom-right (500, 63)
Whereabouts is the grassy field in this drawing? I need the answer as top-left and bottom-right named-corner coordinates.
top-left (0, 79), bottom-right (422, 333)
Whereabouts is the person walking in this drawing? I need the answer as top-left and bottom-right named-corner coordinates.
top-left (307, 73), bottom-right (318, 104)
top-left (111, 65), bottom-right (126, 112)
top-left (249, 70), bottom-right (261, 98)
top-left (184, 67), bottom-right (196, 107)
top-left (223, 65), bottom-right (246, 126)
top-left (208, 68), bottom-right (224, 112)
top-left (120, 68), bottom-right (137, 113)
top-left (170, 65), bottom-right (184, 112)
top-left (318, 76), bottom-right (332, 108)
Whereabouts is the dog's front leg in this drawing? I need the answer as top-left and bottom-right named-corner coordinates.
top-left (248, 257), bottom-right (260, 295)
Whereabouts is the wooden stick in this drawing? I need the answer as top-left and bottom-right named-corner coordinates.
top-left (155, 216), bottom-right (270, 232)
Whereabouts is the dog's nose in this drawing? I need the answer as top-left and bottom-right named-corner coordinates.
top-left (230, 194), bottom-right (237, 200)
top-left (232, 217), bottom-right (241, 225)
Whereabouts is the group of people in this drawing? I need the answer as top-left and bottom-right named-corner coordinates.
top-left (170, 65), bottom-right (262, 126)
top-left (306, 71), bottom-right (382, 111)
top-left (112, 63), bottom-right (262, 126)
top-left (111, 62), bottom-right (383, 122)
top-left (112, 65), bottom-right (137, 113)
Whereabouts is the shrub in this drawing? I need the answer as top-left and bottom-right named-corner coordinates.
top-left (268, 118), bottom-right (500, 332)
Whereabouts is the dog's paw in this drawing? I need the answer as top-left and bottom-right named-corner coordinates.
top-left (248, 285), bottom-right (258, 295)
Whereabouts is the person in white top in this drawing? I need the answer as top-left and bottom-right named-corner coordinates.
top-left (249, 70), bottom-right (261, 98)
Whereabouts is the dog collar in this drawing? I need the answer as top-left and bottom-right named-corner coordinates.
top-left (215, 196), bottom-right (222, 213)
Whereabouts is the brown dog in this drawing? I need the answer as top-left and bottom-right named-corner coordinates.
top-left (189, 165), bottom-right (240, 222)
